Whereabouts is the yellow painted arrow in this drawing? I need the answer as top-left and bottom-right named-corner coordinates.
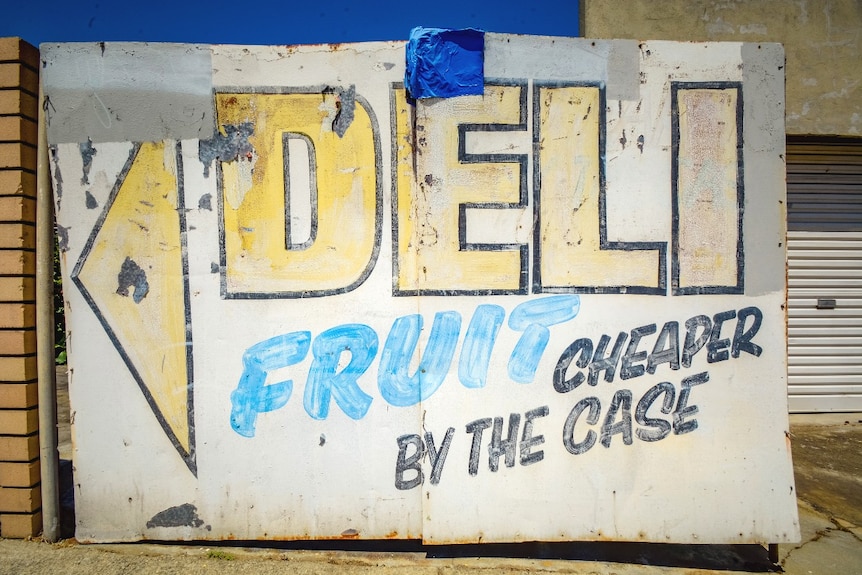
top-left (72, 141), bottom-right (195, 475)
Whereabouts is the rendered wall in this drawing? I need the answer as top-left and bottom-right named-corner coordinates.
top-left (0, 37), bottom-right (41, 539)
top-left (43, 36), bottom-right (799, 544)
top-left (582, 0), bottom-right (862, 137)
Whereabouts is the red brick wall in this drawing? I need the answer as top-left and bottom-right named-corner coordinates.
top-left (0, 37), bottom-right (41, 539)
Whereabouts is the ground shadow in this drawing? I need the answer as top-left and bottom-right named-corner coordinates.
top-left (145, 537), bottom-right (777, 572)
top-left (59, 458), bottom-right (75, 539)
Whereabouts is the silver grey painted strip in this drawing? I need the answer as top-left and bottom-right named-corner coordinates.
top-left (484, 35), bottom-right (640, 101)
top-left (606, 39), bottom-right (639, 101)
top-left (484, 33), bottom-right (610, 83)
top-left (41, 42), bottom-right (214, 144)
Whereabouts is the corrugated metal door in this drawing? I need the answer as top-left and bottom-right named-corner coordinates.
top-left (786, 140), bottom-right (862, 412)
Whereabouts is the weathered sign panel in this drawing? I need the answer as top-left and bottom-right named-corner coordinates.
top-left (43, 35), bottom-right (799, 544)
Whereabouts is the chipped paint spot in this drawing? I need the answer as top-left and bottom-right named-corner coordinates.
top-left (79, 138), bottom-right (97, 185)
top-left (146, 503), bottom-right (206, 529)
top-left (198, 193), bottom-right (212, 211)
top-left (332, 85), bottom-right (356, 138)
top-left (340, 528), bottom-right (359, 538)
top-left (210, 262), bottom-right (219, 273)
top-left (116, 256), bottom-right (149, 303)
top-left (637, 134), bottom-right (645, 153)
top-left (198, 123), bottom-right (255, 178)
top-left (85, 190), bottom-right (98, 209)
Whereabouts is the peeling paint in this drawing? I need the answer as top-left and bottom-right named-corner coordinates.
top-left (331, 85), bottom-right (356, 138)
top-left (198, 122), bottom-right (255, 178)
top-left (79, 138), bottom-right (97, 185)
top-left (116, 256), bottom-right (149, 303)
top-left (224, 150), bottom-right (258, 211)
top-left (57, 224), bottom-right (70, 252)
top-left (85, 190), bottom-right (98, 209)
top-left (50, 145), bottom-right (63, 209)
top-left (146, 503), bottom-right (207, 529)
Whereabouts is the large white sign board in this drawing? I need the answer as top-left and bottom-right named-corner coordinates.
top-left (43, 35), bottom-right (799, 544)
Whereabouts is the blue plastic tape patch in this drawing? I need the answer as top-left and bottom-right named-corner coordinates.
top-left (405, 27), bottom-right (485, 99)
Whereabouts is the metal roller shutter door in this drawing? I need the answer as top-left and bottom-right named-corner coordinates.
top-left (786, 140), bottom-right (862, 412)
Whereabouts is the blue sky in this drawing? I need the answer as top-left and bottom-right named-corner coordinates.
top-left (4, 0), bottom-right (579, 47)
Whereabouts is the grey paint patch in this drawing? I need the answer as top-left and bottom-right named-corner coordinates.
top-left (85, 190), bottom-right (98, 209)
top-left (146, 503), bottom-right (206, 529)
top-left (332, 85), bottom-right (356, 138)
top-left (741, 42), bottom-right (786, 298)
top-left (116, 257), bottom-right (149, 303)
top-left (382, 62), bottom-right (395, 70)
top-left (79, 139), bottom-right (97, 185)
top-left (198, 123), bottom-right (254, 178)
top-left (198, 193), bottom-right (212, 211)
top-left (57, 225), bottom-right (69, 252)
top-left (210, 262), bottom-right (219, 273)
top-left (606, 40), bottom-right (640, 101)
top-left (41, 43), bottom-right (214, 144)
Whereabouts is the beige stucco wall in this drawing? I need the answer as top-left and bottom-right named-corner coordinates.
top-left (582, 0), bottom-right (862, 136)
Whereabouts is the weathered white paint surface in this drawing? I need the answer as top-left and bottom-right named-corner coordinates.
top-left (43, 36), bottom-right (798, 544)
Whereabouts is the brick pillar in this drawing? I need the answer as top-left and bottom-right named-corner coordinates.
top-left (0, 37), bottom-right (41, 539)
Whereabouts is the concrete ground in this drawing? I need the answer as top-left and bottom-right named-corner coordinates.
top-left (0, 371), bottom-right (860, 574)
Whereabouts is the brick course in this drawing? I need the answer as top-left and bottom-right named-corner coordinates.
top-left (0, 329), bottom-right (36, 355)
top-left (0, 142), bottom-right (37, 171)
top-left (0, 433), bottom-right (39, 461)
top-left (0, 196), bottom-right (36, 222)
top-left (0, 460), bottom-right (39, 487)
top-left (0, 116), bottom-right (37, 144)
top-left (0, 171), bottom-right (37, 197)
top-left (0, 223), bottom-right (36, 250)
top-left (0, 484), bottom-right (41, 512)
top-left (0, 303), bottom-right (36, 328)
top-left (0, 407), bottom-right (38, 434)
top-left (0, 90), bottom-right (38, 120)
top-left (0, 63), bottom-right (38, 93)
top-left (0, 510), bottom-right (41, 538)
top-left (0, 250), bottom-right (36, 275)
top-left (0, 381), bottom-right (38, 408)
top-left (0, 355), bottom-right (38, 381)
